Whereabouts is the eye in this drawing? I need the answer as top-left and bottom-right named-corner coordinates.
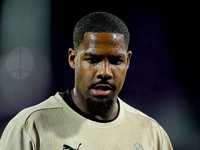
top-left (85, 57), bottom-right (102, 64)
top-left (109, 57), bottom-right (124, 65)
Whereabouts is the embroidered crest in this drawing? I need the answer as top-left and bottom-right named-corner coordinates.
top-left (134, 142), bottom-right (143, 150)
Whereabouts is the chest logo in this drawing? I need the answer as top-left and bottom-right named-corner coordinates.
top-left (134, 142), bottom-right (143, 150)
top-left (63, 143), bottom-right (82, 150)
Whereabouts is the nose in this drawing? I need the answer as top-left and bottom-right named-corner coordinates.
top-left (96, 59), bottom-right (113, 80)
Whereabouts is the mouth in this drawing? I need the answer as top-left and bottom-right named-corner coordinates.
top-left (91, 84), bottom-right (113, 96)
top-left (94, 84), bottom-right (112, 91)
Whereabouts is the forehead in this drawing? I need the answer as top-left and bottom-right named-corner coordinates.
top-left (78, 32), bottom-right (126, 54)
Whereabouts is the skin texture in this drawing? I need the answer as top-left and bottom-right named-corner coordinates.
top-left (68, 32), bottom-right (132, 121)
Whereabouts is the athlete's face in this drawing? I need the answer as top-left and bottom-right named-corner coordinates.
top-left (69, 32), bottom-right (131, 104)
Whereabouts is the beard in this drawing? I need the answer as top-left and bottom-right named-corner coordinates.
top-left (85, 97), bottom-right (114, 117)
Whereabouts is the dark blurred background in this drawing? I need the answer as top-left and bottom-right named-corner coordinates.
top-left (0, 0), bottom-right (199, 149)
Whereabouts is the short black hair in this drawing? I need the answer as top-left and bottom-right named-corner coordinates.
top-left (73, 12), bottom-right (130, 50)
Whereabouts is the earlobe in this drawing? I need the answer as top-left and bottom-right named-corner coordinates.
top-left (68, 48), bottom-right (76, 69)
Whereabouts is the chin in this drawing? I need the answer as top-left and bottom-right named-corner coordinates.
top-left (85, 97), bottom-right (114, 116)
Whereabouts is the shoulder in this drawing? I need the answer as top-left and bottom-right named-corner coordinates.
top-left (119, 98), bottom-right (173, 149)
top-left (119, 98), bottom-right (164, 131)
top-left (8, 93), bottom-right (63, 127)
top-left (119, 98), bottom-right (152, 120)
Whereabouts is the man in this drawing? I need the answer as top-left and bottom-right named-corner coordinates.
top-left (0, 12), bottom-right (173, 150)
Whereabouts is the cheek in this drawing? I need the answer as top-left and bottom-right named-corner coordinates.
top-left (113, 65), bottom-right (127, 86)
top-left (113, 64), bottom-right (127, 76)
top-left (75, 61), bottom-right (94, 88)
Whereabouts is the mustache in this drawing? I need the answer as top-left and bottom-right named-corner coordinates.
top-left (89, 80), bottom-right (116, 91)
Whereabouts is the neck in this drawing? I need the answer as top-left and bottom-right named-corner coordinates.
top-left (71, 87), bottom-right (119, 121)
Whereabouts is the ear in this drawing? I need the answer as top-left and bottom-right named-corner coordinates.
top-left (126, 51), bottom-right (132, 69)
top-left (68, 48), bottom-right (76, 69)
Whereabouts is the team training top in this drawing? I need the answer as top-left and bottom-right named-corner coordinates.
top-left (0, 92), bottom-right (173, 150)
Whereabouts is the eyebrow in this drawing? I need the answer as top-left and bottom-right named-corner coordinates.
top-left (83, 52), bottom-right (125, 59)
top-left (83, 53), bottom-right (98, 57)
